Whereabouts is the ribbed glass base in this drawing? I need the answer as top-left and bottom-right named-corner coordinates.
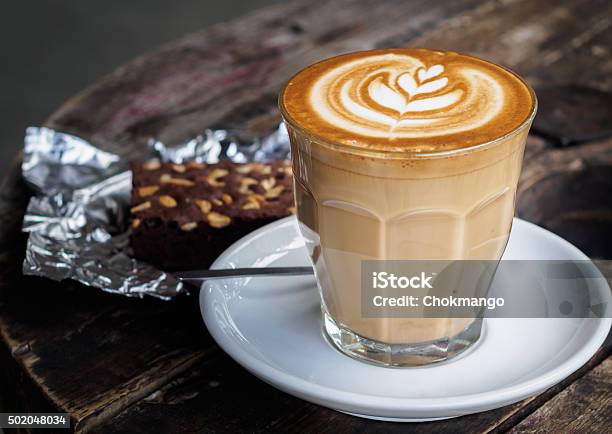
top-left (323, 312), bottom-right (483, 367)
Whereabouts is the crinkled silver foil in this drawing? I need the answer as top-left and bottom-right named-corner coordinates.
top-left (21, 124), bottom-right (290, 299)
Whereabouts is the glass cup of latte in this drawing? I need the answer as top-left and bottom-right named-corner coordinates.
top-left (279, 48), bottom-right (537, 367)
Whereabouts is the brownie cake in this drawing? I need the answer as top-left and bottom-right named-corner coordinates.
top-left (129, 159), bottom-right (295, 271)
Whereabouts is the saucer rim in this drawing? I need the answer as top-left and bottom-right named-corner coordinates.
top-left (200, 217), bottom-right (611, 416)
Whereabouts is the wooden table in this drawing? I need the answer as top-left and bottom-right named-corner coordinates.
top-left (1, 0), bottom-right (611, 432)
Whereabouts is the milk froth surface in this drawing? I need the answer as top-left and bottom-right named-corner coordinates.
top-left (281, 48), bottom-right (535, 153)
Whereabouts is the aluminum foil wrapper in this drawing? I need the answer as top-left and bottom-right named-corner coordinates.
top-left (21, 125), bottom-right (290, 299)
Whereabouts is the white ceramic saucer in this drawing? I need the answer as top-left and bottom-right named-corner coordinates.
top-left (200, 217), bottom-right (611, 422)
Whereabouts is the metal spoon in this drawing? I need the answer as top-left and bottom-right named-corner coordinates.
top-left (175, 266), bottom-right (314, 282)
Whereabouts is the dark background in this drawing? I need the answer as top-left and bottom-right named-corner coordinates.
top-left (0, 0), bottom-right (278, 177)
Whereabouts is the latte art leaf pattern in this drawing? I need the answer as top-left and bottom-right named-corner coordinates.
top-left (281, 49), bottom-right (535, 151)
top-left (368, 64), bottom-right (458, 115)
top-left (309, 53), bottom-right (508, 139)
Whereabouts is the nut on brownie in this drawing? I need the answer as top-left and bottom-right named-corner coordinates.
top-left (130, 160), bottom-right (295, 271)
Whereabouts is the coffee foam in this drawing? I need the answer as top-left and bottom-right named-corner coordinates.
top-left (281, 49), bottom-right (535, 153)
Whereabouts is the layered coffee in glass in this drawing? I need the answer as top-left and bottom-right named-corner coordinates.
top-left (279, 48), bottom-right (536, 366)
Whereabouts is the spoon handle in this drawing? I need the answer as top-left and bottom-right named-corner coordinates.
top-left (175, 266), bottom-right (314, 281)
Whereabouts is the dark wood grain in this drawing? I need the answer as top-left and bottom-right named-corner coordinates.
top-left (94, 337), bottom-right (611, 434)
top-left (0, 0), bottom-right (611, 432)
top-left (532, 85), bottom-right (612, 146)
top-left (43, 0), bottom-right (487, 148)
top-left (408, 0), bottom-right (612, 90)
top-left (518, 136), bottom-right (612, 258)
top-left (509, 357), bottom-right (612, 433)
top-left (0, 160), bottom-right (217, 431)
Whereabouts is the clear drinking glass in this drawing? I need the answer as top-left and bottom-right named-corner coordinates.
top-left (279, 53), bottom-right (536, 367)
